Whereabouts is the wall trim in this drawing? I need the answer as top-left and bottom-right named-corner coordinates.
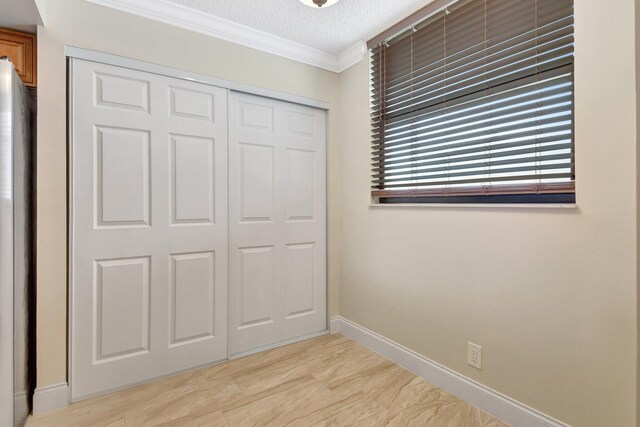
top-left (329, 316), bottom-right (341, 333)
top-left (84, 0), bottom-right (366, 73)
top-left (330, 316), bottom-right (571, 427)
top-left (33, 382), bottom-right (70, 414)
top-left (337, 41), bottom-right (367, 73)
top-left (15, 392), bottom-right (29, 424)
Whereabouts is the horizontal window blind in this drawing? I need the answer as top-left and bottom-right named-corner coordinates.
top-left (370, 0), bottom-right (575, 203)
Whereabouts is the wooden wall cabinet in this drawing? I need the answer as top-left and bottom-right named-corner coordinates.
top-left (0, 28), bottom-right (36, 88)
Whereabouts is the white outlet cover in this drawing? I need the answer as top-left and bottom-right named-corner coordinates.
top-left (467, 342), bottom-right (482, 370)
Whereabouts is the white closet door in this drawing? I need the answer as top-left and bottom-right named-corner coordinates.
top-left (70, 59), bottom-right (228, 400)
top-left (228, 92), bottom-right (327, 355)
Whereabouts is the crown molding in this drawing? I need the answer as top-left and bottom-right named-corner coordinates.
top-left (85, 0), bottom-right (366, 73)
top-left (337, 40), bottom-right (367, 72)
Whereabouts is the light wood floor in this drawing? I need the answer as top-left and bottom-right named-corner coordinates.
top-left (27, 334), bottom-right (509, 427)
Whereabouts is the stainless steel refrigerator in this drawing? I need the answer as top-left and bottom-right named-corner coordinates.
top-left (0, 57), bottom-right (36, 427)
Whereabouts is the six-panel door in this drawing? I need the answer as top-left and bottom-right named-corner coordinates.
top-left (228, 92), bottom-right (327, 355)
top-left (70, 60), bottom-right (229, 400)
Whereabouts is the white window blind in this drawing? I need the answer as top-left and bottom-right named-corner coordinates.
top-left (370, 0), bottom-right (575, 203)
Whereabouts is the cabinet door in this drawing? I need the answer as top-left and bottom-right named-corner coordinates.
top-left (0, 29), bottom-right (36, 87)
top-left (70, 59), bottom-right (228, 399)
top-left (228, 92), bottom-right (327, 355)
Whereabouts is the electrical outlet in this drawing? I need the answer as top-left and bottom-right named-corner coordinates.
top-left (467, 342), bottom-right (482, 370)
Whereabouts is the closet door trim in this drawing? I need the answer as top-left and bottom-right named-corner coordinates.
top-left (65, 46), bottom-right (330, 111)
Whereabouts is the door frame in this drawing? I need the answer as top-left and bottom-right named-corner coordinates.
top-left (65, 47), bottom-right (330, 110)
top-left (66, 49), bottom-right (331, 401)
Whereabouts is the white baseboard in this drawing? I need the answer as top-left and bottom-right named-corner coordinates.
top-left (329, 316), bottom-right (341, 333)
top-left (15, 391), bottom-right (29, 424)
top-left (33, 382), bottom-right (70, 414)
top-left (331, 316), bottom-right (570, 427)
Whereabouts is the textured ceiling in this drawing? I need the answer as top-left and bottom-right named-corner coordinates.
top-left (0, 0), bottom-right (43, 32)
top-left (161, 0), bottom-right (431, 54)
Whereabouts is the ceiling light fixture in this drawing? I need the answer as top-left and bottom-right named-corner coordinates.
top-left (298, 0), bottom-right (340, 8)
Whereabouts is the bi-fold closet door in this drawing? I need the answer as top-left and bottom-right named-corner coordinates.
top-left (70, 59), bottom-right (327, 400)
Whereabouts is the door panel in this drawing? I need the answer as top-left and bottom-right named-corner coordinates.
top-left (71, 59), bottom-right (228, 400)
top-left (170, 135), bottom-right (215, 224)
top-left (169, 86), bottom-right (215, 121)
top-left (95, 257), bottom-right (150, 361)
top-left (238, 245), bottom-right (276, 328)
top-left (229, 92), bottom-right (327, 355)
top-left (287, 149), bottom-right (315, 220)
top-left (238, 101), bottom-right (274, 130)
top-left (239, 143), bottom-right (275, 222)
top-left (95, 72), bottom-right (150, 112)
top-left (285, 243), bottom-right (315, 318)
top-left (169, 251), bottom-right (215, 346)
top-left (96, 126), bottom-right (150, 227)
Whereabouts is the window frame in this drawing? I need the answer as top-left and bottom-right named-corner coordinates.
top-left (369, 0), bottom-right (576, 205)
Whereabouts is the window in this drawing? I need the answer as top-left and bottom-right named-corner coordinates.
top-left (370, 0), bottom-right (575, 204)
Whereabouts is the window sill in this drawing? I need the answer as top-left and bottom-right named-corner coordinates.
top-left (369, 203), bottom-right (578, 210)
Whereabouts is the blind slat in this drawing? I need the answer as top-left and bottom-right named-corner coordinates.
top-left (373, 51), bottom-right (573, 119)
top-left (372, 100), bottom-right (572, 153)
top-left (372, 152), bottom-right (573, 180)
top-left (372, 141), bottom-right (573, 177)
top-left (372, 72), bottom-right (572, 130)
top-left (374, 32), bottom-right (573, 109)
top-left (372, 182), bottom-right (575, 198)
top-left (377, 165), bottom-right (574, 188)
top-left (376, 160), bottom-right (574, 186)
top-left (372, 15), bottom-right (572, 94)
top-left (373, 120), bottom-right (572, 163)
top-left (375, 173), bottom-right (573, 189)
top-left (372, 65), bottom-right (573, 127)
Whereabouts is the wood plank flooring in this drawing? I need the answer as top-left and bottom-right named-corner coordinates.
top-left (27, 334), bottom-right (509, 426)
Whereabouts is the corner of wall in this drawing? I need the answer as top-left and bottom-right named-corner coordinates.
top-left (636, 0), bottom-right (640, 421)
top-left (35, 24), bottom-right (69, 391)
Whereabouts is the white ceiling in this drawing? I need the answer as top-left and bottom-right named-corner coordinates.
top-left (0, 0), bottom-right (43, 32)
top-left (162, 0), bottom-right (430, 55)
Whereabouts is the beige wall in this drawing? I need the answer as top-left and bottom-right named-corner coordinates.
top-left (36, 0), bottom-right (341, 389)
top-left (637, 0), bottom-right (640, 423)
top-left (338, 1), bottom-right (638, 426)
